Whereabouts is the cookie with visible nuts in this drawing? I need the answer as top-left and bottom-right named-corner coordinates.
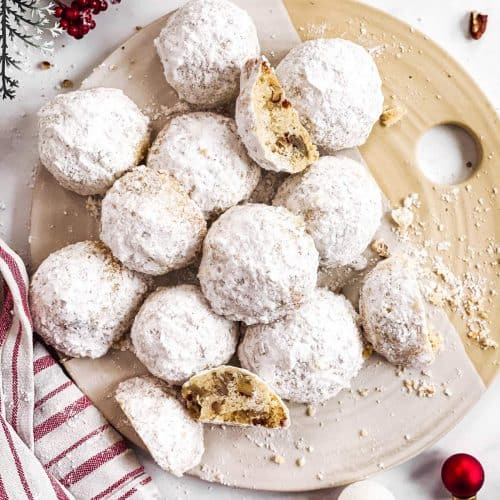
top-left (181, 366), bottom-right (290, 429)
top-left (236, 56), bottom-right (318, 173)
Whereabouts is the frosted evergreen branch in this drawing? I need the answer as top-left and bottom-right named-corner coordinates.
top-left (1, 0), bottom-right (58, 99)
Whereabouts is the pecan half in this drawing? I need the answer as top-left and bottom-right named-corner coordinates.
top-left (469, 11), bottom-right (488, 40)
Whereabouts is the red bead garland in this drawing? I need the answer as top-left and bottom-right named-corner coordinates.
top-left (55, 0), bottom-right (122, 39)
top-left (441, 453), bottom-right (484, 499)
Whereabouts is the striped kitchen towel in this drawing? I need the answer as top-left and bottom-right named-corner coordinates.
top-left (0, 238), bottom-right (160, 500)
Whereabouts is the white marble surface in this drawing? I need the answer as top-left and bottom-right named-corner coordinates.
top-left (0, 1), bottom-right (498, 498)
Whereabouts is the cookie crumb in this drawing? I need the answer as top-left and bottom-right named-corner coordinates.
top-left (296, 457), bottom-right (306, 467)
top-left (371, 238), bottom-right (390, 258)
top-left (359, 428), bottom-right (369, 437)
top-left (306, 404), bottom-right (316, 417)
top-left (380, 105), bottom-right (407, 127)
top-left (271, 454), bottom-right (285, 465)
top-left (391, 207), bottom-right (414, 229)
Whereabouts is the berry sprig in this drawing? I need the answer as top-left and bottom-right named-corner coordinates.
top-left (54, 0), bottom-right (122, 40)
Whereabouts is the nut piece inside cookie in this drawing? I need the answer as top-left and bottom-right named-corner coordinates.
top-left (181, 366), bottom-right (290, 429)
top-left (237, 56), bottom-right (318, 173)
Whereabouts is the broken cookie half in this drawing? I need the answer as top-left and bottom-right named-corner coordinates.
top-left (181, 365), bottom-right (290, 429)
top-left (236, 56), bottom-right (318, 173)
top-left (115, 376), bottom-right (204, 477)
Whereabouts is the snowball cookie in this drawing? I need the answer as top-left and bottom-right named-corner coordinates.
top-left (338, 480), bottom-right (395, 500)
top-left (100, 166), bottom-right (207, 275)
top-left (273, 155), bottom-right (382, 267)
top-left (115, 376), bottom-right (204, 477)
top-left (38, 88), bottom-right (149, 195)
top-left (155, 0), bottom-right (259, 106)
top-left (359, 256), bottom-right (441, 367)
top-left (147, 112), bottom-right (260, 219)
top-left (238, 288), bottom-right (364, 404)
top-left (235, 56), bottom-right (318, 173)
top-left (198, 203), bottom-right (319, 325)
top-left (30, 241), bottom-right (150, 358)
top-left (131, 285), bottom-right (239, 385)
top-left (181, 366), bottom-right (290, 429)
top-left (276, 39), bottom-right (383, 152)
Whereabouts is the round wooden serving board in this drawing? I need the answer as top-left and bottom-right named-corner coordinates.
top-left (30, 0), bottom-right (499, 492)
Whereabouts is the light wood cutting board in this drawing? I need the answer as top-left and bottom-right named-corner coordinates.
top-left (29, 0), bottom-right (499, 491)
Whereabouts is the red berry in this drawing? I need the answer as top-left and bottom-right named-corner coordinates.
top-left (89, 19), bottom-right (96, 29)
top-left (80, 24), bottom-right (90, 35)
top-left (68, 25), bottom-right (80, 37)
top-left (100, 1), bottom-right (108, 11)
top-left (90, 0), bottom-right (100, 9)
top-left (59, 18), bottom-right (70, 29)
top-left (78, 0), bottom-right (90, 6)
top-left (71, 1), bottom-right (80, 7)
top-left (64, 8), bottom-right (80, 21)
top-left (54, 6), bottom-right (64, 17)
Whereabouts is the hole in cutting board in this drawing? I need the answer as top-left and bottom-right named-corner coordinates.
top-left (416, 124), bottom-right (480, 185)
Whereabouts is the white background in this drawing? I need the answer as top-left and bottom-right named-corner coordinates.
top-left (0, 1), bottom-right (499, 498)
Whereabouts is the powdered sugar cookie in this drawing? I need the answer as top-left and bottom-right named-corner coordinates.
top-left (239, 288), bottom-right (364, 404)
top-left (38, 88), bottom-right (149, 195)
top-left (30, 241), bottom-right (151, 358)
top-left (276, 39), bottom-right (383, 152)
top-left (155, 0), bottom-right (259, 106)
top-left (198, 203), bottom-right (318, 325)
top-left (131, 285), bottom-right (239, 385)
top-left (100, 166), bottom-right (207, 275)
top-left (359, 256), bottom-right (441, 367)
top-left (274, 155), bottom-right (382, 267)
top-left (147, 112), bottom-right (260, 219)
top-left (115, 376), bottom-right (204, 477)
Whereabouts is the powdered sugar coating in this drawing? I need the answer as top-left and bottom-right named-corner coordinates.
top-left (155, 0), bottom-right (260, 106)
top-left (131, 285), bottom-right (239, 385)
top-left (100, 166), bottom-right (207, 275)
top-left (115, 376), bottom-right (204, 477)
top-left (276, 39), bottom-right (383, 152)
top-left (274, 156), bottom-right (382, 267)
top-left (30, 241), bottom-right (151, 358)
top-left (238, 288), bottom-right (364, 404)
top-left (147, 112), bottom-right (260, 219)
top-left (198, 204), bottom-right (319, 325)
top-left (359, 256), bottom-right (435, 367)
top-left (38, 88), bottom-right (150, 195)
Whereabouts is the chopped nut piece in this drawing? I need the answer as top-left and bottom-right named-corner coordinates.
top-left (296, 457), bottom-right (306, 467)
top-left (469, 11), bottom-right (488, 40)
top-left (61, 79), bottom-right (74, 89)
top-left (359, 429), bottom-right (369, 437)
top-left (306, 404), bottom-right (316, 417)
top-left (39, 61), bottom-right (52, 70)
top-left (271, 454), bottom-right (285, 464)
top-left (357, 388), bottom-right (369, 397)
top-left (371, 238), bottom-right (390, 258)
top-left (379, 105), bottom-right (407, 127)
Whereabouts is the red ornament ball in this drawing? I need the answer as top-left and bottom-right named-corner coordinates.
top-left (441, 453), bottom-right (484, 498)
